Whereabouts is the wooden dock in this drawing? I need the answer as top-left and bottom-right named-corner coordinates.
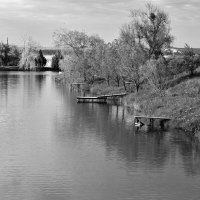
top-left (77, 93), bottom-right (126, 103)
top-left (77, 96), bottom-right (107, 103)
top-left (97, 93), bottom-right (127, 98)
top-left (134, 115), bottom-right (171, 129)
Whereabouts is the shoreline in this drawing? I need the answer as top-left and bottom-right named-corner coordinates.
top-left (0, 66), bottom-right (60, 72)
top-left (83, 81), bottom-right (200, 139)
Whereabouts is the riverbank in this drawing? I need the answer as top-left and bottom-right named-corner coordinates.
top-left (56, 72), bottom-right (200, 137)
top-left (89, 77), bottom-right (200, 138)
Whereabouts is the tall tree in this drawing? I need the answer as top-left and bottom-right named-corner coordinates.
top-left (51, 50), bottom-right (63, 71)
top-left (104, 40), bottom-right (121, 87)
top-left (53, 30), bottom-right (89, 81)
top-left (35, 50), bottom-right (47, 69)
top-left (129, 3), bottom-right (173, 59)
top-left (119, 25), bottom-right (147, 92)
top-left (54, 30), bottom-right (106, 83)
top-left (19, 37), bottom-right (40, 70)
top-left (118, 42), bottom-right (146, 92)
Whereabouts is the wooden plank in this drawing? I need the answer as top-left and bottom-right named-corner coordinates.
top-left (97, 93), bottom-right (126, 98)
top-left (77, 97), bottom-right (98, 99)
top-left (77, 96), bottom-right (107, 100)
top-left (134, 115), bottom-right (171, 120)
top-left (77, 97), bottom-right (107, 103)
top-left (77, 92), bottom-right (126, 103)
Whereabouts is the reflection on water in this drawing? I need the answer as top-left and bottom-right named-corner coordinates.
top-left (0, 72), bottom-right (200, 200)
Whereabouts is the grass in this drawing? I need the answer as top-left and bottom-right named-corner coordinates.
top-left (125, 77), bottom-right (200, 136)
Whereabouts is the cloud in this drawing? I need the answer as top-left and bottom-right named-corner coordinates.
top-left (0, 0), bottom-right (200, 47)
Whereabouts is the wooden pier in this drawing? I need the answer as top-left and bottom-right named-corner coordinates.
top-left (77, 96), bottom-right (107, 103)
top-left (97, 93), bottom-right (127, 98)
top-left (77, 93), bottom-right (126, 103)
top-left (134, 115), bottom-right (171, 129)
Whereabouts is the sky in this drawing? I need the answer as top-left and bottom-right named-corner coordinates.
top-left (0, 0), bottom-right (200, 47)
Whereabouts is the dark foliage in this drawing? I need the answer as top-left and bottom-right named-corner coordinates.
top-left (51, 51), bottom-right (63, 71)
top-left (0, 43), bottom-right (21, 66)
top-left (35, 50), bottom-right (47, 68)
top-left (182, 44), bottom-right (200, 75)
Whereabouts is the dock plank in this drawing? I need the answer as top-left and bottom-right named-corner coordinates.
top-left (77, 92), bottom-right (126, 103)
top-left (134, 115), bottom-right (171, 120)
top-left (97, 93), bottom-right (127, 98)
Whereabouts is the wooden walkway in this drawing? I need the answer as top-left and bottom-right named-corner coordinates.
top-left (97, 93), bottom-right (127, 98)
top-left (134, 115), bottom-right (171, 120)
top-left (77, 96), bottom-right (107, 103)
top-left (77, 93), bottom-right (126, 103)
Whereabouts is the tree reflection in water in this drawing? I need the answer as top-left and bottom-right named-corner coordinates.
top-left (54, 84), bottom-right (200, 176)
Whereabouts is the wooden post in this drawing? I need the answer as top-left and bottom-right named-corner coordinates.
top-left (77, 84), bottom-right (80, 92)
top-left (149, 118), bottom-right (154, 128)
top-left (160, 119), bottom-right (164, 129)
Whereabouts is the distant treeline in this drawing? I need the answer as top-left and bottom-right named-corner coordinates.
top-left (0, 40), bottom-right (60, 67)
top-left (0, 42), bottom-right (21, 66)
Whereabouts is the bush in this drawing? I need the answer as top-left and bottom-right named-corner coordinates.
top-left (168, 56), bottom-right (185, 76)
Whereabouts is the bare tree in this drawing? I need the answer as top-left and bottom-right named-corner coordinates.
top-left (104, 40), bottom-right (121, 87)
top-left (54, 30), bottom-right (106, 83)
top-left (53, 30), bottom-right (89, 81)
top-left (119, 43), bottom-right (145, 92)
top-left (119, 24), bottom-right (147, 92)
top-left (53, 30), bottom-right (88, 58)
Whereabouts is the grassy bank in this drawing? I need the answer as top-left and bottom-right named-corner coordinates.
top-left (87, 74), bottom-right (200, 137)
top-left (126, 80), bottom-right (200, 134)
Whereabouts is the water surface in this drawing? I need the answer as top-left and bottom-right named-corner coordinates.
top-left (0, 72), bottom-right (200, 200)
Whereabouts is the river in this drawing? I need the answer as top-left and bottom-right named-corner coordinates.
top-left (0, 72), bottom-right (200, 200)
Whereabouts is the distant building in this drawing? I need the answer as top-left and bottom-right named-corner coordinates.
top-left (163, 47), bottom-right (182, 58)
top-left (44, 55), bottom-right (53, 68)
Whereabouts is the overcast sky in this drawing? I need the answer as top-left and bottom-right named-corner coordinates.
top-left (0, 0), bottom-right (200, 47)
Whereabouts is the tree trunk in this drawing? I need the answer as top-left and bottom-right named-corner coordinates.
top-left (107, 76), bottom-right (110, 86)
top-left (84, 71), bottom-right (87, 82)
top-left (123, 81), bottom-right (127, 91)
top-left (136, 84), bottom-right (139, 92)
top-left (116, 76), bottom-right (120, 87)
